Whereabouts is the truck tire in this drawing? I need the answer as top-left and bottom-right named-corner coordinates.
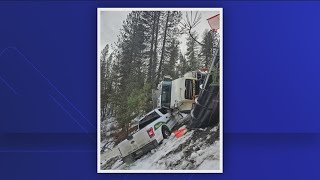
top-left (122, 154), bottom-right (134, 164)
top-left (162, 126), bottom-right (171, 139)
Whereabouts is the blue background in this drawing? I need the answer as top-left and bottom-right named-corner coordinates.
top-left (0, 0), bottom-right (319, 179)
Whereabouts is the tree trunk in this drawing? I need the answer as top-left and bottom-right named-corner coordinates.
top-left (152, 12), bottom-right (161, 88)
top-left (156, 11), bottom-right (170, 86)
top-left (148, 12), bottom-right (156, 84)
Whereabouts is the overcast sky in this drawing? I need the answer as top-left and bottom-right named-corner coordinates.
top-left (100, 10), bottom-right (220, 55)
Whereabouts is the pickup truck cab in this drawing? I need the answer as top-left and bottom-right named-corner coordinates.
top-left (118, 108), bottom-right (177, 163)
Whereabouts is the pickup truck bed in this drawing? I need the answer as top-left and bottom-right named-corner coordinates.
top-left (121, 139), bottom-right (158, 163)
top-left (118, 108), bottom-right (176, 163)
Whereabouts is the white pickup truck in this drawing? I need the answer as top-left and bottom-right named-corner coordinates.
top-left (118, 108), bottom-right (177, 163)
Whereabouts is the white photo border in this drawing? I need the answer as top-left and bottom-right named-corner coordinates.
top-left (97, 7), bottom-right (223, 173)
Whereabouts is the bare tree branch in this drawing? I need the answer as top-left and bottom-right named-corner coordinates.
top-left (180, 11), bottom-right (205, 46)
top-left (188, 30), bottom-right (205, 46)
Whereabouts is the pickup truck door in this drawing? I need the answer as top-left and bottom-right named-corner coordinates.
top-left (155, 109), bottom-right (176, 130)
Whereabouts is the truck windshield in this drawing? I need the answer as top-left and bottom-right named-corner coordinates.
top-left (138, 111), bottom-right (160, 130)
top-left (161, 81), bottom-right (172, 108)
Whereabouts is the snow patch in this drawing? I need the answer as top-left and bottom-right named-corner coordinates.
top-left (101, 126), bottom-right (220, 171)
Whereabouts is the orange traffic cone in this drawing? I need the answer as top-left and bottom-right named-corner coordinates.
top-left (174, 127), bottom-right (188, 138)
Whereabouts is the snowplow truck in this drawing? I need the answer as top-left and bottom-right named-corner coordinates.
top-left (189, 47), bottom-right (220, 128)
top-left (157, 71), bottom-right (206, 113)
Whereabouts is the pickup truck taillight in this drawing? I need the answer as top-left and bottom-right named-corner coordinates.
top-left (147, 127), bottom-right (155, 138)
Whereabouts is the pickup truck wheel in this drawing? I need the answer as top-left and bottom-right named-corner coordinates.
top-left (122, 154), bottom-right (134, 164)
top-left (162, 126), bottom-right (171, 139)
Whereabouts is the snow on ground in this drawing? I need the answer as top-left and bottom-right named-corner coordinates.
top-left (101, 123), bottom-right (220, 170)
top-left (197, 159), bottom-right (220, 170)
top-left (100, 117), bottom-right (117, 154)
top-left (116, 130), bottom-right (194, 170)
top-left (102, 117), bottom-right (117, 137)
top-left (100, 146), bottom-right (121, 167)
top-left (100, 115), bottom-right (144, 166)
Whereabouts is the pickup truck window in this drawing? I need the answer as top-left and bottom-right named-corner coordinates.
top-left (138, 111), bottom-right (160, 130)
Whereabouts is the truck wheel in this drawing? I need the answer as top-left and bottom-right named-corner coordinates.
top-left (162, 126), bottom-right (171, 139)
top-left (122, 154), bottom-right (134, 164)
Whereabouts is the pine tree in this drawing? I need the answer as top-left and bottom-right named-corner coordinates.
top-left (155, 11), bottom-right (182, 85)
top-left (111, 11), bottom-right (151, 134)
top-left (151, 11), bottom-right (161, 88)
top-left (199, 30), bottom-right (214, 67)
top-left (142, 11), bottom-right (157, 85)
top-left (156, 11), bottom-right (170, 86)
top-left (103, 11), bottom-right (184, 136)
top-left (105, 52), bottom-right (115, 116)
top-left (177, 51), bottom-right (188, 77)
top-left (108, 51), bottom-right (121, 117)
top-left (163, 39), bottom-right (179, 79)
top-left (100, 44), bottom-right (109, 119)
top-left (185, 32), bottom-right (199, 71)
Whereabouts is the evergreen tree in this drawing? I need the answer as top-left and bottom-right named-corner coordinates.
top-left (199, 30), bottom-right (214, 67)
top-left (163, 39), bottom-right (179, 79)
top-left (100, 44), bottom-right (109, 119)
top-left (155, 11), bottom-right (182, 85)
top-left (110, 11), bottom-right (151, 134)
top-left (185, 32), bottom-right (199, 71)
top-left (151, 11), bottom-right (161, 88)
top-left (108, 51), bottom-right (121, 117)
top-left (142, 11), bottom-right (158, 85)
top-left (177, 51), bottom-right (188, 77)
top-left (103, 11), bottom-right (184, 135)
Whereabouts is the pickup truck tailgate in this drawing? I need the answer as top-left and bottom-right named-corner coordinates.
top-left (118, 129), bottom-right (151, 157)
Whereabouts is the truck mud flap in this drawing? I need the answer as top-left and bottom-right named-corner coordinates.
top-left (189, 84), bottom-right (219, 128)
